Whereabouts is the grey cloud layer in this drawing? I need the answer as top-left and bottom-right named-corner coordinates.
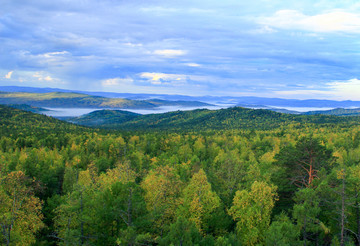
top-left (1, 0), bottom-right (360, 98)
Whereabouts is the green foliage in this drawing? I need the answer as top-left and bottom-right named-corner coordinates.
top-left (0, 171), bottom-right (44, 245)
top-left (265, 213), bottom-right (301, 246)
top-left (69, 106), bottom-right (360, 131)
top-left (1, 105), bottom-right (360, 245)
top-left (304, 107), bottom-right (360, 116)
top-left (292, 188), bottom-right (325, 244)
top-left (228, 181), bottom-right (278, 245)
top-left (159, 216), bottom-right (202, 246)
top-left (179, 169), bottom-right (221, 234)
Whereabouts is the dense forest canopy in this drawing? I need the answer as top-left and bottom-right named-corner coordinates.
top-left (1, 104), bottom-right (360, 245)
top-left (68, 107), bottom-right (360, 131)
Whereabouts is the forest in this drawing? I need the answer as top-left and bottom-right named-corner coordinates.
top-left (1, 104), bottom-right (360, 245)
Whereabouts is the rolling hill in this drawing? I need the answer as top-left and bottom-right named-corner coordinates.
top-left (0, 105), bottom-right (90, 141)
top-left (0, 91), bottom-right (211, 109)
top-left (304, 108), bottom-right (360, 116)
top-left (68, 109), bottom-right (140, 127)
top-left (68, 107), bottom-right (360, 131)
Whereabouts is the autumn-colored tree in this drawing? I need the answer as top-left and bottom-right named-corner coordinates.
top-left (141, 165), bottom-right (182, 234)
top-left (228, 181), bottom-right (278, 246)
top-left (179, 169), bottom-right (221, 233)
top-left (0, 171), bottom-right (44, 245)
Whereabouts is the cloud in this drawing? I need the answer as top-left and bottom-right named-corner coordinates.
top-left (123, 42), bottom-right (143, 47)
top-left (5, 71), bottom-right (13, 79)
top-left (273, 78), bottom-right (360, 100)
top-left (260, 10), bottom-right (360, 33)
top-left (186, 63), bottom-right (201, 67)
top-left (153, 49), bottom-right (187, 57)
top-left (274, 89), bottom-right (331, 99)
top-left (251, 25), bottom-right (276, 34)
top-left (33, 72), bottom-right (54, 82)
top-left (326, 78), bottom-right (360, 100)
top-left (42, 51), bottom-right (70, 58)
top-left (139, 72), bottom-right (187, 85)
top-left (101, 77), bottom-right (134, 87)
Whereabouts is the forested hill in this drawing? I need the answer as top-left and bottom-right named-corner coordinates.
top-left (0, 91), bottom-right (211, 109)
top-left (69, 106), bottom-right (360, 130)
top-left (0, 105), bottom-right (92, 146)
top-left (3, 104), bottom-right (360, 245)
top-left (304, 107), bottom-right (360, 116)
top-left (68, 109), bottom-right (141, 127)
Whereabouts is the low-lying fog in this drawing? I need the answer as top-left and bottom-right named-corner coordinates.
top-left (43, 105), bottom-right (226, 117)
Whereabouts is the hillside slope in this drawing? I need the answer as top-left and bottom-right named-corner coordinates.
top-left (0, 105), bottom-right (90, 145)
top-left (304, 108), bottom-right (360, 116)
top-left (0, 92), bottom-right (212, 109)
top-left (69, 107), bottom-right (359, 131)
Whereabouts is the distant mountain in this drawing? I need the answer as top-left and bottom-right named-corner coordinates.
top-left (304, 108), bottom-right (360, 116)
top-left (0, 91), bottom-right (212, 109)
top-left (68, 107), bottom-right (357, 130)
top-left (2, 85), bottom-right (360, 108)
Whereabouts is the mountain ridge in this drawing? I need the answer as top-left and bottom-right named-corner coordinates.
top-left (2, 86), bottom-right (360, 108)
top-left (0, 91), bottom-right (212, 109)
top-left (67, 107), bottom-right (359, 131)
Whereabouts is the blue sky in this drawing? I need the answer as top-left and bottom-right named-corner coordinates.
top-left (1, 0), bottom-right (360, 100)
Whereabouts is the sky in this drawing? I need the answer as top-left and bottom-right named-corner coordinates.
top-left (1, 0), bottom-right (360, 100)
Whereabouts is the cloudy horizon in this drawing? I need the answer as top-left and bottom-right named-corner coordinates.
top-left (1, 0), bottom-right (360, 100)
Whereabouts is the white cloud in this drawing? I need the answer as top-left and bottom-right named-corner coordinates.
top-left (186, 63), bottom-right (201, 67)
top-left (33, 72), bottom-right (55, 82)
top-left (42, 51), bottom-right (70, 58)
top-left (273, 78), bottom-right (360, 100)
top-left (252, 25), bottom-right (277, 34)
top-left (140, 72), bottom-right (186, 85)
top-left (260, 10), bottom-right (360, 33)
top-left (326, 78), bottom-right (360, 100)
top-left (123, 42), bottom-right (143, 47)
top-left (139, 72), bottom-right (212, 87)
top-left (5, 71), bottom-right (13, 79)
top-left (274, 89), bottom-right (331, 99)
top-left (153, 49), bottom-right (187, 57)
top-left (101, 77), bottom-right (134, 87)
